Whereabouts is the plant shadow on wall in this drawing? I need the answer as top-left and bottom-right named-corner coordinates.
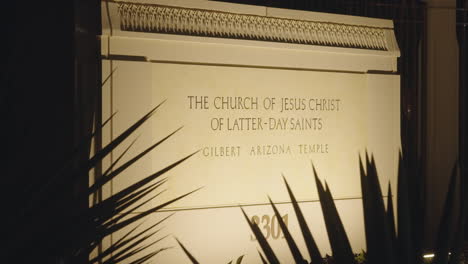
top-left (178, 153), bottom-right (463, 264)
top-left (4, 74), bottom-right (200, 263)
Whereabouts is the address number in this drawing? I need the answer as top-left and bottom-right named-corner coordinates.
top-left (250, 214), bottom-right (289, 241)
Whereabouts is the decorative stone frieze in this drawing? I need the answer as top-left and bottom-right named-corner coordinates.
top-left (117, 2), bottom-right (391, 50)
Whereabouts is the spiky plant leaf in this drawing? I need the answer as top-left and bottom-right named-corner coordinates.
top-left (87, 101), bottom-right (166, 171)
top-left (313, 164), bottom-right (354, 264)
top-left (102, 187), bottom-right (202, 239)
top-left (387, 183), bottom-right (397, 253)
top-left (359, 155), bottom-right (372, 259)
top-left (88, 126), bottom-right (183, 195)
top-left (19, 103), bottom-right (198, 262)
top-left (126, 247), bottom-right (171, 264)
top-left (228, 255), bottom-right (245, 264)
top-left (244, 153), bottom-right (464, 264)
top-left (268, 196), bottom-right (306, 263)
top-left (359, 154), bottom-right (396, 264)
top-left (241, 207), bottom-right (280, 264)
top-left (103, 232), bottom-right (163, 263)
top-left (283, 175), bottom-right (322, 264)
top-left (235, 255), bottom-right (245, 264)
top-left (258, 250), bottom-right (268, 264)
top-left (176, 238), bottom-right (200, 264)
top-left (90, 214), bottom-right (174, 262)
top-left (396, 152), bottom-right (416, 264)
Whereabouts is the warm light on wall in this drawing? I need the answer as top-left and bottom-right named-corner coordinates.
top-left (101, 0), bottom-right (402, 262)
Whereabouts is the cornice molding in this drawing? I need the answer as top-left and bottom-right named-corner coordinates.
top-left (116, 2), bottom-right (392, 51)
